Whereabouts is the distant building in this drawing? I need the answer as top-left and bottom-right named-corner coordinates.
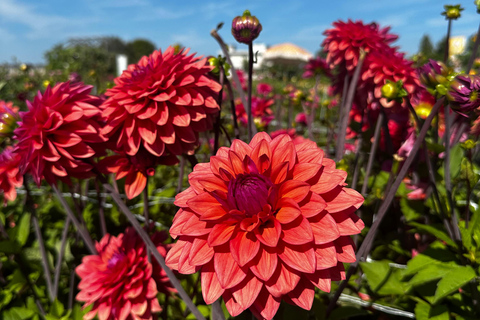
top-left (225, 43), bottom-right (267, 71)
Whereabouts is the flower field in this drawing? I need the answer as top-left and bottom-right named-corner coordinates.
top-left (2, 4), bottom-right (480, 320)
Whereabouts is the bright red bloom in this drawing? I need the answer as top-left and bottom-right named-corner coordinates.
top-left (0, 147), bottom-right (23, 203)
top-left (101, 47), bottom-right (221, 159)
top-left (235, 96), bottom-right (274, 128)
top-left (322, 20), bottom-right (398, 72)
top-left (257, 83), bottom-right (273, 97)
top-left (14, 82), bottom-right (105, 185)
top-left (166, 132), bottom-right (364, 319)
top-left (76, 228), bottom-right (175, 320)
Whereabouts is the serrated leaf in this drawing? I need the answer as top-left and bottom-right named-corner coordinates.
top-left (432, 265), bottom-right (476, 304)
top-left (17, 213), bottom-right (31, 246)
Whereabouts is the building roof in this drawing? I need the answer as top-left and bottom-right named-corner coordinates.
top-left (263, 43), bottom-right (313, 62)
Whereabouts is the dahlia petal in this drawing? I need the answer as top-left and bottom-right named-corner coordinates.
top-left (159, 121), bottom-right (175, 144)
top-left (230, 139), bottom-right (252, 160)
top-left (265, 262), bottom-right (301, 297)
top-left (230, 231), bottom-right (261, 267)
top-left (174, 187), bottom-right (196, 207)
top-left (228, 150), bottom-right (245, 176)
top-left (189, 237), bottom-right (214, 266)
top-left (53, 131), bottom-right (82, 148)
top-left (279, 180), bottom-right (310, 203)
top-left (333, 211), bottom-right (363, 235)
top-left (165, 239), bottom-right (189, 269)
top-left (292, 163), bottom-right (322, 182)
top-left (51, 163), bottom-right (68, 177)
top-left (136, 101), bottom-right (158, 119)
top-left (271, 161), bottom-right (289, 185)
top-left (67, 142), bottom-right (95, 159)
top-left (275, 198), bottom-right (302, 224)
top-left (335, 236), bottom-right (357, 263)
top-left (144, 138), bottom-right (165, 157)
top-left (310, 168), bottom-right (347, 194)
top-left (297, 193), bottom-right (326, 218)
top-left (271, 141), bottom-right (296, 171)
top-left (278, 243), bottom-right (316, 274)
top-left (200, 206), bottom-right (228, 221)
top-left (281, 216), bottom-right (314, 245)
top-left (187, 192), bottom-right (223, 215)
top-left (201, 262), bottom-right (225, 304)
top-left (324, 187), bottom-right (364, 212)
top-left (126, 132), bottom-right (141, 156)
top-left (97, 303), bottom-right (112, 320)
top-left (43, 140), bottom-right (61, 162)
top-left (223, 291), bottom-right (245, 317)
top-left (210, 155), bottom-right (235, 179)
top-left (297, 149), bottom-right (323, 164)
top-left (125, 171), bottom-right (147, 199)
top-left (155, 102), bottom-right (169, 126)
top-left (306, 269), bottom-right (332, 292)
top-left (131, 300), bottom-right (148, 316)
top-left (118, 300), bottom-right (131, 320)
top-left (146, 278), bottom-right (158, 299)
top-left (170, 105), bottom-right (191, 126)
top-left (181, 213), bottom-right (212, 236)
top-left (214, 249), bottom-right (247, 289)
top-left (232, 274), bottom-right (263, 310)
top-left (315, 243), bottom-right (338, 270)
top-left (137, 121), bottom-right (157, 145)
top-left (309, 212), bottom-right (340, 244)
top-left (287, 279), bottom-right (315, 310)
top-left (251, 288), bottom-right (281, 320)
top-left (178, 240), bottom-right (197, 274)
top-left (250, 246), bottom-right (278, 282)
top-left (255, 218), bottom-right (282, 247)
top-left (208, 222), bottom-right (237, 247)
top-left (251, 139), bottom-right (272, 173)
top-left (190, 172), bottom-right (227, 193)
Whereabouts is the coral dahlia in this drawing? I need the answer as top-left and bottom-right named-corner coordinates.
top-left (76, 228), bottom-right (175, 320)
top-left (0, 147), bottom-right (23, 203)
top-left (14, 82), bottom-right (105, 185)
top-left (166, 132), bottom-right (364, 319)
top-left (101, 46), bottom-right (222, 159)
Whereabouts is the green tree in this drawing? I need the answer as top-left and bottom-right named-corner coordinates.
top-left (419, 34), bottom-right (434, 58)
top-left (125, 39), bottom-right (156, 64)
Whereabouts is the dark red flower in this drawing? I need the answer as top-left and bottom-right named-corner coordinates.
top-left (14, 82), bottom-right (105, 185)
top-left (166, 132), bottom-right (364, 319)
top-left (322, 20), bottom-right (398, 72)
top-left (0, 147), bottom-right (23, 204)
top-left (101, 46), bottom-right (221, 159)
top-left (76, 228), bottom-right (175, 320)
top-left (302, 57), bottom-right (332, 79)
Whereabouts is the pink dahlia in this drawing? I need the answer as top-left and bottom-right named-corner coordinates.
top-left (14, 82), bottom-right (105, 185)
top-left (235, 96), bottom-right (274, 128)
top-left (0, 147), bottom-right (23, 203)
top-left (76, 228), bottom-right (175, 320)
top-left (101, 47), bottom-right (221, 158)
top-left (322, 20), bottom-right (398, 72)
top-left (302, 57), bottom-right (332, 79)
top-left (166, 132), bottom-right (364, 319)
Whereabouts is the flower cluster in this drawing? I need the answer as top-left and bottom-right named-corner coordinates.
top-left (0, 147), bottom-right (23, 203)
top-left (166, 132), bottom-right (364, 319)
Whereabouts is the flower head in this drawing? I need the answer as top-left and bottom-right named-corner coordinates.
top-left (166, 132), bottom-right (364, 319)
top-left (0, 100), bottom-right (20, 139)
top-left (257, 83), bottom-right (273, 97)
top-left (101, 46), bottom-right (222, 159)
top-left (76, 228), bottom-right (175, 320)
top-left (302, 57), bottom-right (332, 79)
top-left (322, 20), bottom-right (398, 72)
top-left (235, 96), bottom-right (274, 128)
top-left (14, 82), bottom-right (105, 185)
top-left (447, 74), bottom-right (480, 115)
top-left (231, 10), bottom-right (262, 44)
top-left (0, 147), bottom-right (23, 204)
top-left (418, 59), bottom-right (452, 96)
top-left (442, 4), bottom-right (464, 20)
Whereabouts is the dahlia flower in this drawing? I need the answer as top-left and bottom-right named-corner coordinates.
top-left (257, 83), bottom-right (273, 97)
top-left (101, 46), bottom-right (221, 159)
top-left (76, 228), bottom-right (175, 320)
top-left (418, 59), bottom-right (452, 96)
top-left (302, 57), bottom-right (332, 79)
top-left (0, 100), bottom-right (19, 139)
top-left (14, 82), bottom-right (105, 185)
top-left (231, 10), bottom-right (262, 44)
top-left (322, 20), bottom-right (398, 72)
top-left (235, 96), bottom-right (274, 128)
top-left (166, 132), bottom-right (364, 319)
top-left (0, 147), bottom-right (23, 203)
top-left (447, 74), bottom-right (480, 115)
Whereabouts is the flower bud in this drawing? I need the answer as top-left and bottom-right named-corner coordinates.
top-left (476, 0), bottom-right (480, 14)
top-left (381, 82), bottom-right (398, 99)
top-left (447, 74), bottom-right (480, 114)
top-left (441, 4), bottom-right (463, 20)
top-left (231, 10), bottom-right (262, 44)
top-left (0, 101), bottom-right (20, 138)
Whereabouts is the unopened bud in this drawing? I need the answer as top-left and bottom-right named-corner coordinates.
top-left (231, 10), bottom-right (262, 44)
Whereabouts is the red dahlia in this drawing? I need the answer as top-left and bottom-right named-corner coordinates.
top-left (0, 147), bottom-right (23, 203)
top-left (14, 82), bottom-right (105, 185)
top-left (322, 19), bottom-right (398, 72)
top-left (76, 228), bottom-right (175, 320)
top-left (101, 46), bottom-right (222, 159)
top-left (166, 132), bottom-right (364, 319)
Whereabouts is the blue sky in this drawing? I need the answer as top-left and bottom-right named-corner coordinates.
top-left (1, 0), bottom-right (479, 64)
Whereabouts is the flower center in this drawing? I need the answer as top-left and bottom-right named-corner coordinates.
top-left (228, 173), bottom-right (272, 216)
top-left (107, 251), bottom-right (125, 268)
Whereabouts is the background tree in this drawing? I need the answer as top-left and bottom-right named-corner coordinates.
top-left (125, 39), bottom-right (156, 64)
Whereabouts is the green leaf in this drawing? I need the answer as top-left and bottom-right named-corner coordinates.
top-left (17, 213), bottom-right (31, 246)
top-left (360, 260), bottom-right (390, 291)
top-left (0, 240), bottom-right (21, 254)
top-left (400, 198), bottom-right (423, 221)
top-left (415, 301), bottom-right (449, 320)
top-left (432, 265), bottom-right (476, 304)
top-left (449, 143), bottom-right (463, 179)
top-left (186, 305), bottom-right (210, 319)
top-left (408, 222), bottom-right (456, 247)
top-left (407, 264), bottom-right (451, 288)
top-left (50, 299), bottom-right (65, 317)
top-left (9, 307), bottom-right (35, 319)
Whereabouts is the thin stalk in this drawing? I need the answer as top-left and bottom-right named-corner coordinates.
top-left (467, 23), bottom-right (480, 73)
top-left (444, 105), bottom-right (462, 242)
top-left (211, 300), bottom-right (226, 320)
top-left (176, 156), bottom-right (186, 194)
top-left (186, 154), bottom-right (198, 169)
top-left (335, 54), bottom-right (365, 162)
top-left (361, 112), bottom-right (383, 196)
top-left (225, 77), bottom-right (240, 139)
top-left (213, 67), bottom-right (225, 155)
top-left (327, 97), bottom-right (445, 315)
top-left (52, 217), bottom-right (71, 300)
top-left (444, 19), bottom-right (452, 63)
top-left (103, 184), bottom-right (207, 320)
top-left (210, 29), bottom-right (248, 116)
top-left (25, 181), bottom-right (54, 302)
top-left (68, 268), bottom-right (76, 310)
top-left (247, 43), bottom-right (254, 141)
top-left (220, 124), bottom-right (232, 145)
top-left (143, 179), bottom-right (151, 262)
top-left (350, 108), bottom-right (366, 190)
top-left (95, 179), bottom-right (107, 237)
top-left (52, 185), bottom-right (97, 255)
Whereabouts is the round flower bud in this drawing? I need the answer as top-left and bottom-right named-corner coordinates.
top-left (231, 10), bottom-right (262, 44)
top-left (381, 82), bottom-right (398, 100)
top-left (447, 74), bottom-right (480, 114)
top-left (442, 5), bottom-right (464, 20)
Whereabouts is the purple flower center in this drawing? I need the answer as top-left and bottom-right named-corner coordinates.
top-left (228, 173), bottom-right (272, 216)
top-left (107, 251), bottom-right (125, 268)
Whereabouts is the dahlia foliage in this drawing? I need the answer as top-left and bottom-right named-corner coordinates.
top-left (166, 132), bottom-right (364, 319)
top-left (13, 81), bottom-right (106, 185)
top-left (76, 228), bottom-right (175, 320)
